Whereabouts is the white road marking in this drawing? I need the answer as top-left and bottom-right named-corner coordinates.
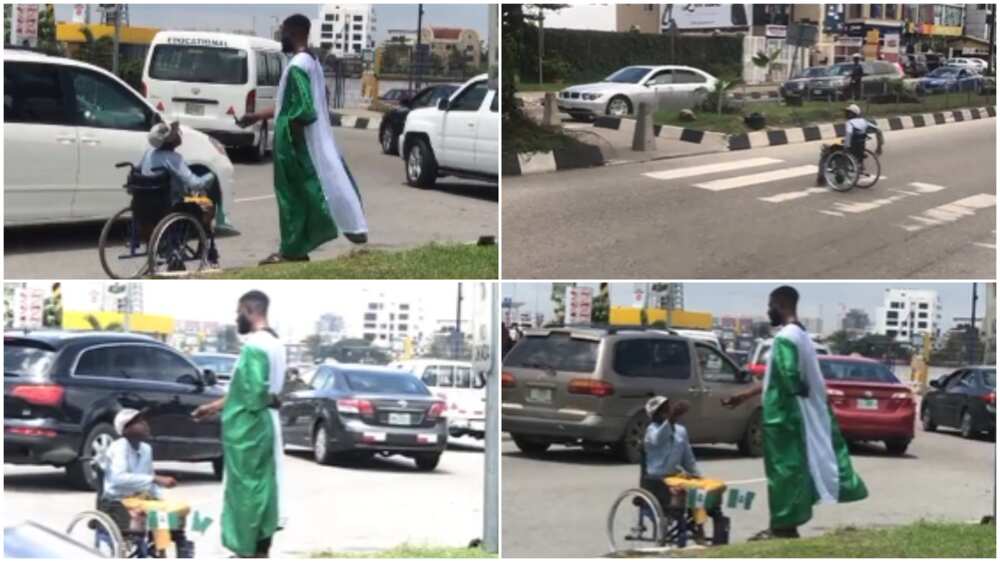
top-left (693, 165), bottom-right (817, 191)
top-left (643, 157), bottom-right (783, 181)
top-left (819, 210), bottom-right (845, 217)
top-left (907, 182), bottom-right (947, 193)
top-left (898, 194), bottom-right (996, 232)
top-left (829, 192), bottom-right (911, 214)
top-left (235, 194), bottom-right (275, 203)
top-left (974, 242), bottom-right (997, 250)
top-left (759, 187), bottom-right (826, 203)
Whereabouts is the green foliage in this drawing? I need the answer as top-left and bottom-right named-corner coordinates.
top-left (4, 5), bottom-right (10, 45)
top-left (696, 79), bottom-right (740, 115)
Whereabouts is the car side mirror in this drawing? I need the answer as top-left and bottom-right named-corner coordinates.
top-left (202, 369), bottom-right (218, 387)
top-left (437, 98), bottom-right (449, 111)
top-left (928, 378), bottom-right (942, 389)
top-left (177, 373), bottom-right (203, 387)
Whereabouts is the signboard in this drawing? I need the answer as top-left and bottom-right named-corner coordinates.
top-left (633, 287), bottom-right (645, 309)
top-left (823, 4), bottom-right (843, 33)
top-left (361, 49), bottom-right (375, 63)
top-left (661, 4), bottom-right (749, 31)
top-left (72, 4), bottom-right (86, 24)
top-left (836, 37), bottom-right (864, 47)
top-left (765, 25), bottom-right (786, 39)
top-left (565, 287), bottom-right (593, 325)
top-left (883, 33), bottom-right (900, 55)
top-left (13, 4), bottom-right (41, 45)
top-left (786, 23), bottom-right (818, 47)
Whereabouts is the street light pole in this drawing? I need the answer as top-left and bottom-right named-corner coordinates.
top-left (482, 283), bottom-right (499, 554)
top-left (970, 283), bottom-right (979, 364)
top-left (112, 4), bottom-right (121, 75)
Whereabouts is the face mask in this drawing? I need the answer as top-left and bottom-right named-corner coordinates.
top-left (281, 35), bottom-right (295, 54)
top-left (237, 313), bottom-right (252, 335)
top-left (768, 307), bottom-right (783, 327)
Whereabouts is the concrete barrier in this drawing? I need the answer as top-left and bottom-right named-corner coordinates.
top-left (632, 102), bottom-right (656, 152)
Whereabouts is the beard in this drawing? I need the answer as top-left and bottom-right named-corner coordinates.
top-left (281, 36), bottom-right (295, 54)
top-left (236, 314), bottom-right (252, 335)
top-left (768, 309), bottom-right (783, 327)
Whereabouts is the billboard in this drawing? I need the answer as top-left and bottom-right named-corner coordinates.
top-left (565, 286), bottom-right (593, 325)
top-left (661, 4), bottom-right (750, 31)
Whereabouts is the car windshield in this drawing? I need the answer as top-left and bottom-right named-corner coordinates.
top-left (983, 369), bottom-right (996, 388)
top-left (796, 67), bottom-right (829, 78)
top-left (928, 67), bottom-right (960, 77)
top-left (829, 64), bottom-right (855, 76)
top-left (604, 67), bottom-right (652, 84)
top-left (192, 355), bottom-right (238, 377)
top-left (4, 344), bottom-right (56, 378)
top-left (504, 333), bottom-right (599, 373)
top-left (819, 359), bottom-right (900, 383)
top-left (149, 45), bottom-right (249, 85)
top-left (344, 371), bottom-right (431, 395)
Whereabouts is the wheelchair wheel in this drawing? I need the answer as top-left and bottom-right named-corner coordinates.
top-left (148, 212), bottom-right (208, 277)
top-left (99, 207), bottom-right (151, 280)
top-left (855, 149), bottom-right (881, 189)
top-left (606, 488), bottom-right (665, 553)
top-left (822, 150), bottom-right (859, 192)
top-left (65, 510), bottom-right (126, 558)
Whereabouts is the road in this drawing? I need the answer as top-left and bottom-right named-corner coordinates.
top-left (501, 423), bottom-right (995, 557)
top-left (4, 437), bottom-right (486, 557)
top-left (503, 118), bottom-right (996, 279)
top-left (5, 127), bottom-right (497, 278)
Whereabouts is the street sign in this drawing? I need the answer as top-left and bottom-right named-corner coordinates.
top-left (72, 4), bottom-right (86, 23)
top-left (765, 25), bottom-right (786, 39)
top-left (565, 286), bottom-right (593, 325)
top-left (14, 4), bottom-right (41, 45)
top-left (361, 49), bottom-right (374, 63)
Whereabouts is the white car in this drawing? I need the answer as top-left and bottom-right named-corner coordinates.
top-left (390, 359), bottom-right (486, 439)
top-left (4, 49), bottom-right (235, 228)
top-left (400, 73), bottom-right (498, 188)
top-left (945, 57), bottom-right (986, 74)
top-left (557, 65), bottom-right (718, 119)
top-left (747, 338), bottom-right (832, 378)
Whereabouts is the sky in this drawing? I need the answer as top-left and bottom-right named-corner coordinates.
top-left (502, 282), bottom-right (988, 333)
top-left (53, 3), bottom-right (490, 44)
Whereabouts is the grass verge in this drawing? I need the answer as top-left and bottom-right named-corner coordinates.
top-left (312, 544), bottom-right (496, 558)
top-left (657, 521), bottom-right (996, 558)
top-left (206, 243), bottom-right (497, 279)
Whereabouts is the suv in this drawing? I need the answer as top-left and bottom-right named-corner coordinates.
top-left (4, 49), bottom-right (235, 228)
top-left (501, 327), bottom-right (762, 462)
top-left (4, 331), bottom-right (225, 490)
top-left (809, 60), bottom-right (903, 100)
top-left (378, 83), bottom-right (458, 156)
top-left (400, 74), bottom-right (498, 188)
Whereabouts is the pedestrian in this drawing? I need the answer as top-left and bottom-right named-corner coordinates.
top-left (501, 322), bottom-right (514, 358)
top-left (193, 291), bottom-right (287, 557)
top-left (722, 286), bottom-right (867, 541)
top-left (238, 14), bottom-right (368, 265)
top-left (850, 53), bottom-right (864, 101)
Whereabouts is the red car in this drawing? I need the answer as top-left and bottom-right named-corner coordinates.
top-left (818, 355), bottom-right (915, 455)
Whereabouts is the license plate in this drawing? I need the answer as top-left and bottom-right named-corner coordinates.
top-left (856, 398), bottom-right (878, 410)
top-left (812, 89), bottom-right (824, 96)
top-left (388, 413), bottom-right (412, 426)
top-left (527, 388), bottom-right (553, 404)
top-left (186, 103), bottom-right (205, 116)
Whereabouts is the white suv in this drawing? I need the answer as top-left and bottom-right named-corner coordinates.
top-left (400, 73), bottom-right (498, 188)
top-left (4, 49), bottom-right (235, 227)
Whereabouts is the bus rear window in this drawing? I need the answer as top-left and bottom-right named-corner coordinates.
top-left (149, 45), bottom-right (248, 85)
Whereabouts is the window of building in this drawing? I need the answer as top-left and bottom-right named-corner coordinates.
top-left (321, 24), bottom-right (333, 33)
top-left (325, 14), bottom-right (334, 21)
top-left (870, 5), bottom-right (882, 18)
top-left (363, 333), bottom-right (375, 341)
top-left (918, 322), bottom-right (928, 329)
top-left (400, 304), bottom-right (410, 311)
top-left (885, 5), bottom-right (897, 19)
top-left (322, 42), bottom-right (333, 50)
top-left (399, 314), bottom-right (409, 321)
top-left (890, 301), bottom-right (903, 309)
top-left (354, 24), bottom-right (363, 31)
top-left (334, 43), bottom-right (341, 50)
top-left (379, 334), bottom-right (387, 340)
top-left (322, 32), bottom-right (333, 39)
top-left (353, 34), bottom-right (362, 41)
top-left (398, 324), bottom-right (408, 332)
top-left (887, 330), bottom-right (898, 338)
top-left (364, 312), bottom-right (376, 321)
top-left (887, 320), bottom-right (897, 327)
top-left (363, 322), bottom-right (376, 329)
top-left (919, 303), bottom-right (929, 309)
top-left (919, 312), bottom-right (928, 319)
top-left (354, 14), bottom-right (363, 21)
top-left (887, 311), bottom-right (899, 319)
top-left (368, 303), bottom-right (378, 310)
top-left (848, 4), bottom-right (863, 19)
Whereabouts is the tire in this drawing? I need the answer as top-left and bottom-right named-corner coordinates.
top-left (613, 414), bottom-right (647, 464)
top-left (822, 150), bottom-right (860, 192)
top-left (211, 457), bottom-right (224, 480)
top-left (511, 434), bottom-right (551, 455)
top-left (66, 510), bottom-right (127, 558)
top-left (884, 438), bottom-right (910, 456)
top-left (959, 409), bottom-right (976, 439)
top-left (606, 487), bottom-right (665, 553)
top-left (66, 422), bottom-right (117, 490)
top-left (313, 423), bottom-right (335, 465)
top-left (405, 138), bottom-right (438, 188)
top-left (247, 122), bottom-right (268, 162)
top-left (98, 207), bottom-right (149, 280)
top-left (738, 409), bottom-right (764, 457)
top-left (606, 95), bottom-right (632, 117)
top-left (921, 405), bottom-right (937, 432)
top-left (380, 125), bottom-right (398, 155)
top-left (147, 212), bottom-right (208, 276)
top-left (414, 453), bottom-right (441, 471)
top-left (855, 149), bottom-right (881, 189)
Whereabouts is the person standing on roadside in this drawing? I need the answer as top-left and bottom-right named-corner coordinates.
top-left (193, 291), bottom-right (287, 557)
top-left (850, 53), bottom-right (865, 100)
top-left (722, 286), bottom-right (867, 541)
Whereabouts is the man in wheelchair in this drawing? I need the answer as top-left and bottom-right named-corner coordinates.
top-left (97, 408), bottom-right (194, 557)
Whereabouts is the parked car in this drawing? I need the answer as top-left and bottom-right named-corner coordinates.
top-left (900, 54), bottom-right (929, 77)
top-left (378, 83), bottom-right (458, 155)
top-left (4, 49), bottom-right (235, 228)
top-left (917, 66), bottom-right (985, 94)
top-left (921, 366), bottom-right (995, 439)
top-left (400, 73), bottom-right (497, 188)
top-left (780, 66), bottom-right (831, 100)
top-left (726, 349), bottom-right (750, 367)
top-left (279, 364), bottom-right (448, 470)
top-left (746, 338), bottom-right (830, 378)
top-left (924, 52), bottom-right (944, 72)
top-left (807, 60), bottom-right (902, 100)
top-left (379, 88), bottom-right (416, 106)
top-left (557, 65), bottom-right (718, 119)
top-left (944, 57), bottom-right (986, 74)
top-left (502, 327), bottom-right (762, 462)
top-left (818, 355), bottom-right (915, 455)
top-left (4, 331), bottom-right (225, 490)
top-left (5, 521), bottom-right (105, 559)
top-left (390, 359), bottom-right (486, 439)
top-left (190, 352), bottom-right (239, 387)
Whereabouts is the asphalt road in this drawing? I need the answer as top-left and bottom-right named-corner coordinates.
top-left (503, 118), bottom-right (996, 279)
top-left (4, 436), bottom-right (487, 557)
top-left (500, 422), bottom-right (995, 558)
top-left (4, 128), bottom-right (498, 278)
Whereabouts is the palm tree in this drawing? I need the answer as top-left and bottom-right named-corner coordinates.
top-left (84, 314), bottom-right (123, 332)
top-left (752, 48), bottom-right (784, 83)
top-left (696, 79), bottom-right (740, 115)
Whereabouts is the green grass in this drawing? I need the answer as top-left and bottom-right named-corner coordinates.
top-left (311, 544), bottom-right (496, 558)
top-left (656, 92), bottom-right (997, 135)
top-left (503, 113), bottom-right (592, 155)
top-left (655, 521), bottom-right (996, 558)
top-left (206, 243), bottom-right (497, 279)
top-left (518, 82), bottom-right (568, 92)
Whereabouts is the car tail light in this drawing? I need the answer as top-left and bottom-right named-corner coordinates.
top-left (568, 378), bottom-right (614, 397)
top-left (337, 398), bottom-right (374, 416)
top-left (501, 371), bottom-right (516, 388)
top-left (827, 388), bottom-right (845, 397)
top-left (983, 392), bottom-right (996, 406)
top-left (246, 89), bottom-right (256, 115)
top-left (6, 426), bottom-right (57, 438)
top-left (11, 385), bottom-right (64, 407)
top-left (427, 401), bottom-right (446, 419)
top-left (748, 364), bottom-right (766, 378)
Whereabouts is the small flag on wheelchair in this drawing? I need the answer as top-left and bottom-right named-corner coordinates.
top-left (726, 488), bottom-right (756, 510)
top-left (684, 488), bottom-right (755, 510)
top-left (146, 510), bottom-right (214, 536)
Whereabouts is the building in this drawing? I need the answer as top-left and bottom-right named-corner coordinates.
top-left (964, 4), bottom-right (992, 40)
top-left (876, 289), bottom-right (941, 343)
top-left (312, 4), bottom-right (376, 56)
top-left (841, 308), bottom-right (871, 336)
top-left (384, 28), bottom-right (418, 45)
top-left (420, 26), bottom-right (481, 69)
top-left (360, 294), bottom-right (419, 352)
top-left (5, 283), bottom-right (46, 329)
top-left (615, 4), bottom-right (661, 33)
top-left (315, 313), bottom-right (346, 342)
top-left (983, 283), bottom-right (996, 364)
top-left (800, 317), bottom-right (824, 336)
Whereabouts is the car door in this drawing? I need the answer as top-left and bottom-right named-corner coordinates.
top-left (693, 342), bottom-right (753, 442)
top-left (941, 370), bottom-right (971, 426)
top-left (672, 69), bottom-right (711, 110)
top-left (605, 337), bottom-right (696, 437)
top-left (474, 90), bottom-right (498, 176)
top-left (64, 65), bottom-right (156, 221)
top-left (643, 69), bottom-right (676, 112)
top-left (4, 61), bottom-right (79, 223)
top-left (283, 367), bottom-right (329, 446)
top-left (440, 80), bottom-right (488, 171)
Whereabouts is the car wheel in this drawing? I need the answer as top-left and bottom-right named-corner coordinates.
top-left (606, 96), bottom-right (632, 117)
top-left (511, 433), bottom-right (551, 455)
top-left (211, 457), bottom-right (224, 480)
top-left (738, 409), bottom-right (764, 457)
top-left (66, 422), bottom-right (117, 490)
top-left (959, 409), bottom-right (976, 439)
top-left (313, 423), bottom-right (335, 465)
top-left (921, 405), bottom-right (937, 431)
top-left (884, 438), bottom-right (910, 456)
top-left (613, 414), bottom-right (647, 463)
top-left (414, 453), bottom-right (441, 471)
top-left (405, 138), bottom-right (438, 188)
top-left (380, 125), bottom-right (398, 155)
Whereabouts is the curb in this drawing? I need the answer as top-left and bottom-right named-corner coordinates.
top-left (593, 116), bottom-right (729, 147)
top-left (727, 105), bottom-right (996, 151)
top-left (503, 143), bottom-right (605, 176)
top-left (328, 111), bottom-right (382, 131)
top-left (730, 90), bottom-right (781, 101)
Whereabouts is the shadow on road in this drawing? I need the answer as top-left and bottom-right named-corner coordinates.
top-left (283, 449), bottom-right (454, 475)
top-left (3, 469), bottom-right (85, 494)
top-left (413, 181), bottom-right (499, 202)
top-left (447, 441), bottom-right (485, 453)
top-left (5, 223), bottom-right (104, 254)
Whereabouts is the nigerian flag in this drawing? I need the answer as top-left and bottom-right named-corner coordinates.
top-left (220, 329), bottom-right (288, 557)
top-left (762, 323), bottom-right (868, 530)
top-left (272, 51), bottom-right (367, 258)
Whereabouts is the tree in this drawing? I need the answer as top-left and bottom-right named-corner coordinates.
top-left (827, 330), bottom-right (853, 355)
top-left (752, 48), bottom-right (784, 83)
top-left (501, 4), bottom-right (568, 120)
top-left (697, 78), bottom-right (740, 115)
top-left (4, 5), bottom-right (11, 45)
top-left (591, 283), bottom-right (610, 324)
top-left (36, 4), bottom-right (61, 55)
top-left (447, 46), bottom-right (468, 76)
top-left (84, 314), bottom-right (123, 332)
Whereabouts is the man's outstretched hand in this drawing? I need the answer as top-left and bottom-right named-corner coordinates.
top-left (235, 114), bottom-right (260, 128)
top-left (721, 395), bottom-right (742, 409)
top-left (191, 400), bottom-right (222, 422)
top-left (155, 475), bottom-right (177, 488)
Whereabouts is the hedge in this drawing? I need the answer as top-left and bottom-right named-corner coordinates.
top-left (518, 27), bottom-right (744, 84)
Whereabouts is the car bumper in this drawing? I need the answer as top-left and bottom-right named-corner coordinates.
top-left (807, 84), bottom-right (848, 97)
top-left (3, 419), bottom-right (81, 466)
top-left (556, 97), bottom-right (607, 116)
top-left (449, 417), bottom-right (486, 434)
top-left (834, 409), bottom-right (915, 441)
top-left (503, 407), bottom-right (624, 443)
top-left (334, 420), bottom-right (448, 453)
top-left (198, 129), bottom-right (256, 148)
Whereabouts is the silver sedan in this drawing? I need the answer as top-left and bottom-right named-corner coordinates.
top-left (557, 65), bottom-right (718, 120)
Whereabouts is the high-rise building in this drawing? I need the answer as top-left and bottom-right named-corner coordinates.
top-left (876, 289), bottom-right (941, 343)
top-left (312, 4), bottom-right (376, 56)
top-left (360, 294), bottom-right (421, 351)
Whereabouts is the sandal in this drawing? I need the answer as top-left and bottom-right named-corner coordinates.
top-left (749, 528), bottom-right (800, 541)
top-left (258, 253), bottom-right (309, 266)
top-left (345, 232), bottom-right (368, 245)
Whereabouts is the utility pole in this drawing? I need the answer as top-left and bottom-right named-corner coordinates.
top-left (112, 4), bottom-right (121, 75)
top-left (970, 283), bottom-right (979, 365)
top-left (482, 283), bottom-right (499, 554)
top-left (988, 4), bottom-right (996, 76)
top-left (487, 3), bottom-right (497, 91)
top-left (413, 4), bottom-right (425, 90)
top-left (454, 282), bottom-right (463, 359)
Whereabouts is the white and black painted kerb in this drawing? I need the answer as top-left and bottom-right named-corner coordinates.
top-left (328, 112), bottom-right (382, 130)
top-left (593, 116), bottom-right (727, 146)
top-left (503, 144), bottom-right (604, 176)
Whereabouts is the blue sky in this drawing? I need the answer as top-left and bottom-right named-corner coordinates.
top-left (502, 282), bottom-right (988, 333)
top-left (53, 4), bottom-right (490, 43)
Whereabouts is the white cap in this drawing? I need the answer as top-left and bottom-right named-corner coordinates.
top-left (645, 396), bottom-right (669, 418)
top-left (148, 123), bottom-right (172, 149)
top-left (114, 408), bottom-right (143, 436)
top-left (846, 103), bottom-right (861, 116)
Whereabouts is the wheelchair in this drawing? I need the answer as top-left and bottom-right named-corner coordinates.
top-left (605, 448), bottom-right (730, 553)
top-left (98, 162), bottom-right (219, 279)
top-left (818, 134), bottom-right (882, 192)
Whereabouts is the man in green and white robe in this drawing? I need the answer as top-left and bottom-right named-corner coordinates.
top-left (725, 286), bottom-right (867, 540)
top-left (239, 14), bottom-right (367, 265)
top-left (193, 290), bottom-right (286, 557)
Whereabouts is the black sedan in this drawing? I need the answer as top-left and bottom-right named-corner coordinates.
top-left (280, 364), bottom-right (448, 471)
top-left (378, 83), bottom-right (459, 155)
top-left (780, 66), bottom-right (830, 101)
top-left (921, 366), bottom-right (995, 439)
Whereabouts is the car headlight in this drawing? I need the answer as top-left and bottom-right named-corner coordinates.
top-left (208, 136), bottom-right (227, 156)
top-left (581, 93), bottom-right (603, 101)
